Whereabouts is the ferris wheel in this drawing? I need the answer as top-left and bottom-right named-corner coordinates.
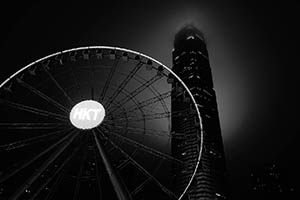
top-left (0, 46), bottom-right (203, 200)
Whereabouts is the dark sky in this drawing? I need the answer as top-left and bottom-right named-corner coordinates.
top-left (0, 0), bottom-right (298, 198)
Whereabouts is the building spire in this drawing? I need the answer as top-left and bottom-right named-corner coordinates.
top-left (174, 24), bottom-right (205, 46)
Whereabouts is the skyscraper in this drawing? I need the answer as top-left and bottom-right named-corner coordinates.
top-left (171, 25), bottom-right (227, 199)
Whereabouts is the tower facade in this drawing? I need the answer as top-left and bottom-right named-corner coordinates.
top-left (171, 25), bottom-right (227, 199)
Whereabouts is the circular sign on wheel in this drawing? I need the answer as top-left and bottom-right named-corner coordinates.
top-left (69, 100), bottom-right (105, 130)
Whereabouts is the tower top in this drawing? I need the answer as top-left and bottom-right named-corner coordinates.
top-left (174, 24), bottom-right (205, 47)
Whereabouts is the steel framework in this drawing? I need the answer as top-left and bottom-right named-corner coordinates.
top-left (0, 46), bottom-right (203, 200)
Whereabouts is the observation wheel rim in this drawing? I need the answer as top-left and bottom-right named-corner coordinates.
top-left (0, 45), bottom-right (204, 200)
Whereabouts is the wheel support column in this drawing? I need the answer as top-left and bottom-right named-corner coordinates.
top-left (93, 131), bottom-right (132, 200)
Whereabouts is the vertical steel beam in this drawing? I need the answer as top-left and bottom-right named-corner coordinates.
top-left (92, 131), bottom-right (132, 200)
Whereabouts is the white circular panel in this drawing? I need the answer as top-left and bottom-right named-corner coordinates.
top-left (70, 100), bottom-right (105, 130)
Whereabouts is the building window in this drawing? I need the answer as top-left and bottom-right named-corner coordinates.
top-left (186, 35), bottom-right (195, 40)
top-left (215, 192), bottom-right (226, 199)
top-left (180, 51), bottom-right (186, 56)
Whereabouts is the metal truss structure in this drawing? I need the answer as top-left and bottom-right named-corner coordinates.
top-left (0, 46), bottom-right (203, 200)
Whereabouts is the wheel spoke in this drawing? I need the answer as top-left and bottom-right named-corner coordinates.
top-left (72, 142), bottom-right (88, 200)
top-left (116, 150), bottom-right (137, 171)
top-left (131, 160), bottom-right (164, 196)
top-left (27, 140), bottom-right (83, 200)
top-left (8, 130), bottom-right (80, 200)
top-left (17, 79), bottom-right (69, 113)
top-left (108, 111), bottom-right (171, 122)
top-left (92, 134), bottom-right (103, 200)
top-left (105, 70), bottom-right (170, 123)
top-left (96, 128), bottom-right (178, 200)
top-left (90, 65), bottom-right (96, 100)
top-left (109, 75), bottom-right (162, 114)
top-left (123, 91), bottom-right (171, 115)
top-left (92, 129), bottom-right (132, 200)
top-left (105, 62), bottom-right (143, 108)
top-left (0, 129), bottom-right (74, 184)
top-left (104, 84), bottom-right (145, 131)
top-left (104, 84), bottom-right (145, 116)
top-left (110, 108), bottom-right (193, 123)
top-left (99, 58), bottom-right (119, 102)
top-left (98, 126), bottom-right (185, 167)
top-left (44, 68), bottom-right (74, 105)
top-left (0, 122), bottom-right (67, 130)
top-left (0, 127), bottom-right (71, 151)
top-left (103, 123), bottom-right (170, 138)
top-left (44, 170), bottom-right (65, 200)
top-left (104, 123), bottom-right (187, 140)
top-left (70, 65), bottom-right (84, 99)
top-left (0, 98), bottom-right (68, 121)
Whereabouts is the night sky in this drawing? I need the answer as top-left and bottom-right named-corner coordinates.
top-left (0, 0), bottom-right (298, 198)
